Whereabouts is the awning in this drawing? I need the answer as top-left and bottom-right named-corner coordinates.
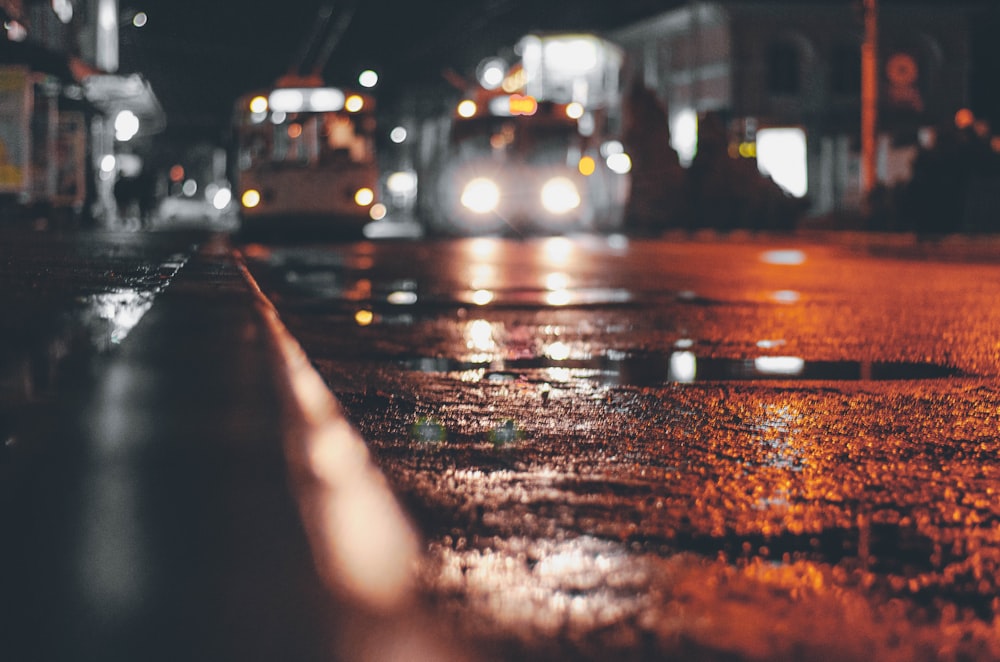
top-left (82, 72), bottom-right (166, 136)
top-left (2, 37), bottom-right (166, 136)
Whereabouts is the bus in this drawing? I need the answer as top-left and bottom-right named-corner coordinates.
top-left (422, 33), bottom-right (632, 236)
top-left (231, 80), bottom-right (381, 236)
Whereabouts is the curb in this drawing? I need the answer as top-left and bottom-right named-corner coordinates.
top-left (232, 245), bottom-right (475, 661)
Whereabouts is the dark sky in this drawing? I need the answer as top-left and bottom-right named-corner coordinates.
top-left (120, 0), bottom-right (665, 139)
top-left (119, 0), bottom-right (1000, 142)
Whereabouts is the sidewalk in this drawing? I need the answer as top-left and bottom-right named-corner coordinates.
top-left (3, 233), bottom-right (464, 662)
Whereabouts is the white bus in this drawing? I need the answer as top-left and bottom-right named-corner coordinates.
top-left (424, 34), bottom-right (632, 236)
top-left (232, 81), bottom-right (381, 236)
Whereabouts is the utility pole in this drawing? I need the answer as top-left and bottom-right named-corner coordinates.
top-left (861, 0), bottom-right (878, 215)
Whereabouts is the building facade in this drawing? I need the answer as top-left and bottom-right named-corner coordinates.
top-left (0, 0), bottom-right (163, 224)
top-left (612, 1), bottom-right (972, 217)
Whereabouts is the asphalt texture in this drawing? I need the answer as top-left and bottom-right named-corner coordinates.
top-left (0, 228), bottom-right (438, 661)
top-left (8, 227), bottom-right (1000, 661)
top-left (239, 232), bottom-right (1000, 662)
top-left (2, 232), bottom-right (344, 661)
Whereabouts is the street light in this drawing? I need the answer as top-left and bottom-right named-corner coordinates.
top-left (114, 109), bottom-right (140, 141)
top-left (861, 0), bottom-right (878, 214)
top-left (358, 70), bottom-right (378, 88)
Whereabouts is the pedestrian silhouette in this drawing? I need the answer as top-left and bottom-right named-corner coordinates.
top-left (114, 168), bottom-right (157, 228)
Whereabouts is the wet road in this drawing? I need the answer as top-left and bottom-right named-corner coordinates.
top-left (1, 228), bottom-right (358, 662)
top-left (242, 233), bottom-right (1000, 661)
top-left (0, 228), bottom-right (205, 446)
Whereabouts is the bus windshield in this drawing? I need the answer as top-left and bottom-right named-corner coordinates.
top-left (452, 117), bottom-right (582, 167)
top-left (237, 109), bottom-right (375, 171)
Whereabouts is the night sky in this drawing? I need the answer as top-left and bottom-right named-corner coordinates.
top-left (118, 0), bottom-right (1000, 142)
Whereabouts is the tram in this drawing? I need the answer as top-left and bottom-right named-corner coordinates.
top-left (423, 33), bottom-right (632, 236)
top-left (231, 79), bottom-right (381, 236)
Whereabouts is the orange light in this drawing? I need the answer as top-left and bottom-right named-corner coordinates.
top-left (288, 123), bottom-right (303, 138)
top-left (345, 95), bottom-right (364, 112)
top-left (738, 141), bottom-right (757, 158)
top-left (886, 53), bottom-right (919, 86)
top-left (955, 108), bottom-right (975, 129)
top-left (509, 94), bottom-right (537, 116)
top-left (169, 164), bottom-right (185, 182)
top-left (249, 95), bottom-right (268, 113)
top-left (241, 189), bottom-right (261, 209)
top-left (578, 155), bottom-right (596, 176)
top-left (354, 187), bottom-right (375, 206)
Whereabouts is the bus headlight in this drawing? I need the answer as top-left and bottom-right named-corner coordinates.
top-left (540, 177), bottom-right (580, 215)
top-left (354, 187), bottom-right (375, 206)
top-left (241, 189), bottom-right (261, 209)
top-left (460, 177), bottom-right (500, 214)
top-left (211, 186), bottom-right (233, 211)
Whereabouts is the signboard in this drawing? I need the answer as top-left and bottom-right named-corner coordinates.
top-left (56, 113), bottom-right (86, 207)
top-left (885, 52), bottom-right (924, 113)
top-left (0, 66), bottom-right (31, 194)
top-left (508, 94), bottom-right (538, 116)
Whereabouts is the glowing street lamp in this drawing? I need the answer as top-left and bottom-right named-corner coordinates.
top-left (114, 110), bottom-right (140, 141)
top-left (861, 0), bottom-right (878, 212)
top-left (358, 70), bottom-right (378, 88)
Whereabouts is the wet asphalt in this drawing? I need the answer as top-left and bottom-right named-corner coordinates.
top-left (1, 229), bottom-right (352, 661)
top-left (243, 232), bottom-right (1000, 661)
top-left (5, 226), bottom-right (1000, 661)
top-left (0, 227), bottom-right (473, 662)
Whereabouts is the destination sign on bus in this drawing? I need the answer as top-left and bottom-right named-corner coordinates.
top-left (487, 94), bottom-right (539, 117)
top-left (268, 87), bottom-right (346, 113)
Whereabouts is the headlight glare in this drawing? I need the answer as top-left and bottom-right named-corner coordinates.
top-left (540, 177), bottom-right (580, 215)
top-left (241, 189), bottom-right (261, 209)
top-left (460, 177), bottom-right (501, 214)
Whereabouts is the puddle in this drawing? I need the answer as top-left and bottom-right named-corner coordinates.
top-left (81, 289), bottom-right (157, 348)
top-left (0, 255), bottom-right (187, 407)
top-left (401, 352), bottom-right (960, 385)
top-left (659, 355), bottom-right (961, 382)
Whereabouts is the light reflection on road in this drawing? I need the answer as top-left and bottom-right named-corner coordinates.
top-left (402, 349), bottom-right (956, 385)
top-left (429, 535), bottom-right (649, 638)
top-left (242, 236), bottom-right (1000, 660)
top-left (84, 289), bottom-right (156, 346)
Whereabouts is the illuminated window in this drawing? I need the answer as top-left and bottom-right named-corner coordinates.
top-left (756, 128), bottom-right (808, 198)
top-left (671, 108), bottom-right (698, 166)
